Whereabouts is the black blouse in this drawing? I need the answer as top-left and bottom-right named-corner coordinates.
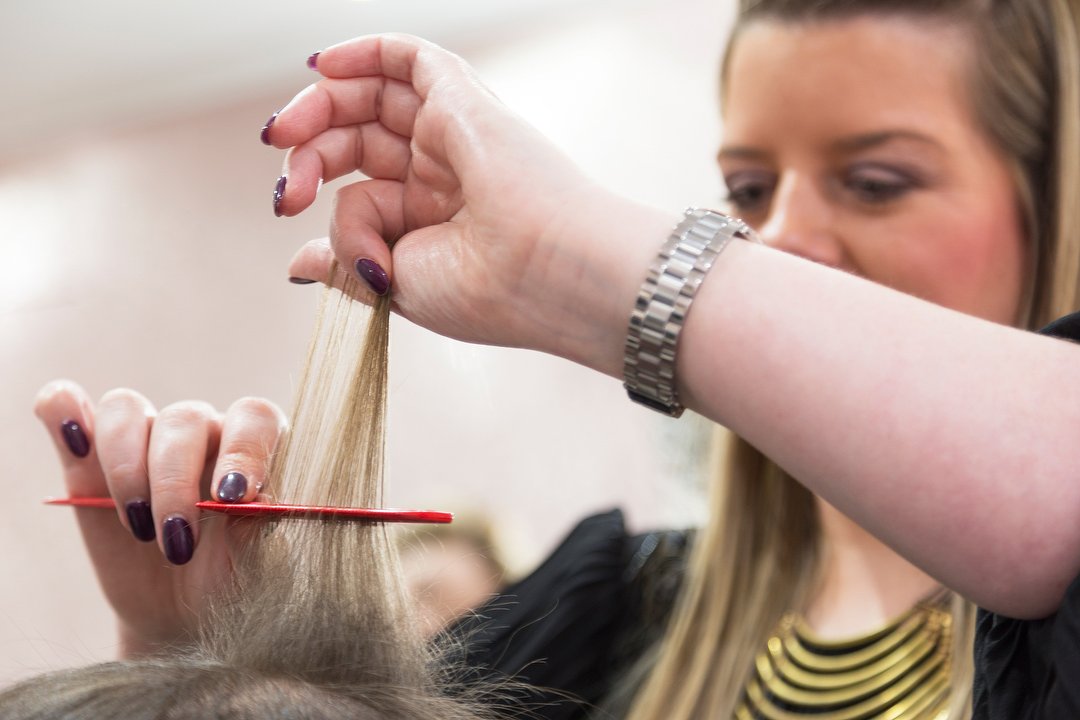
top-left (446, 509), bottom-right (688, 720)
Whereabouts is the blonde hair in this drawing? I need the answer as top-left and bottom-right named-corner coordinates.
top-left (627, 1), bottom-right (1080, 718)
top-left (0, 279), bottom-right (493, 719)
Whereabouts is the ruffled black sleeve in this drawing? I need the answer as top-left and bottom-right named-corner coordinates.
top-left (445, 509), bottom-right (635, 719)
top-left (443, 509), bottom-right (689, 720)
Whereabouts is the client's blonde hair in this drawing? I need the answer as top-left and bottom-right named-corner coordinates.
top-left (0, 278), bottom-right (492, 719)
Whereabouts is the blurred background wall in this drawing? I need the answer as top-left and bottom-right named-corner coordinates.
top-left (0, 0), bottom-right (734, 684)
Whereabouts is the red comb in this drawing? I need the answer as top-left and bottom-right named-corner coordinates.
top-left (44, 497), bottom-right (453, 524)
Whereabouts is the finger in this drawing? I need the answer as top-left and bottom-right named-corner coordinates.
top-left (34, 380), bottom-right (101, 494)
top-left (287, 237), bottom-right (338, 287)
top-left (35, 381), bottom-right (148, 582)
top-left (268, 77), bottom-right (421, 150)
top-left (95, 389), bottom-right (158, 542)
top-left (210, 397), bottom-right (288, 504)
top-left (273, 122), bottom-right (412, 217)
top-left (295, 33), bottom-right (508, 189)
top-left (315, 34), bottom-right (452, 97)
top-left (329, 179), bottom-right (408, 297)
top-left (147, 401), bottom-right (222, 565)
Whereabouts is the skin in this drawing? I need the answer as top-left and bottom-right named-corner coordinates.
top-left (719, 17), bottom-right (1027, 633)
top-left (721, 18), bottom-right (1026, 326)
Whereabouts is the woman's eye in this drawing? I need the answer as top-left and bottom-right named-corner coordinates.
top-left (844, 167), bottom-right (916, 205)
top-left (724, 174), bottom-right (773, 213)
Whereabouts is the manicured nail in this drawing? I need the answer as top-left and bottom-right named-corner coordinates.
top-left (289, 276), bottom-right (317, 285)
top-left (307, 52), bottom-right (320, 70)
top-left (217, 471), bottom-right (248, 503)
top-left (355, 258), bottom-right (389, 296)
top-left (260, 111), bottom-right (279, 146)
top-left (163, 516), bottom-right (194, 565)
top-left (273, 175), bottom-right (287, 217)
top-left (60, 419), bottom-right (90, 458)
top-left (125, 500), bottom-right (156, 542)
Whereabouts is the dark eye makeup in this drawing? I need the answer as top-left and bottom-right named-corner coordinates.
top-left (842, 163), bottom-right (923, 206)
top-left (723, 169), bottom-right (775, 214)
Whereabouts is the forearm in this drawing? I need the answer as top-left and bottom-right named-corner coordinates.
top-left (555, 201), bottom-right (1080, 618)
top-left (678, 241), bottom-right (1080, 617)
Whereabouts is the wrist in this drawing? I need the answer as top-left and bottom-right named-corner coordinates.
top-left (623, 209), bottom-right (758, 416)
top-left (530, 188), bottom-right (673, 378)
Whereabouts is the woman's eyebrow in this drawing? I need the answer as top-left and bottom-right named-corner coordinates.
top-left (717, 131), bottom-right (944, 162)
top-left (829, 130), bottom-right (945, 154)
top-left (717, 146), bottom-right (770, 162)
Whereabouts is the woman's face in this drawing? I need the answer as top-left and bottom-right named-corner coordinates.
top-left (720, 16), bottom-right (1027, 325)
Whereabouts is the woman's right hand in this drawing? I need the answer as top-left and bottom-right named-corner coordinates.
top-left (35, 380), bottom-right (287, 658)
top-left (268, 34), bottom-right (673, 377)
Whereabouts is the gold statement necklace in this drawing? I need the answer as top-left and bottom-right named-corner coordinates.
top-left (734, 597), bottom-right (952, 720)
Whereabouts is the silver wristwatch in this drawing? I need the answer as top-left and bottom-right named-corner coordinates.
top-left (623, 208), bottom-right (760, 417)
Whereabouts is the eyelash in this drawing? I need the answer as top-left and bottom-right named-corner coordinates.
top-left (723, 167), bottom-right (919, 214)
top-left (724, 179), bottom-right (771, 213)
top-left (843, 169), bottom-right (917, 205)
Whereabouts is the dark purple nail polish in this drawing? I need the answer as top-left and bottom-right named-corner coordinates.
top-left (307, 52), bottom-right (320, 70)
top-left (217, 472), bottom-right (248, 503)
top-left (60, 419), bottom-right (90, 458)
top-left (163, 516), bottom-right (194, 565)
top-left (289, 276), bottom-right (317, 285)
top-left (273, 175), bottom-right (287, 217)
top-left (260, 111), bottom-right (279, 146)
top-left (355, 258), bottom-right (390, 296)
top-left (125, 500), bottom-right (156, 542)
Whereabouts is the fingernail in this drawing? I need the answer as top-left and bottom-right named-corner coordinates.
top-left (307, 52), bottom-right (320, 70)
top-left (163, 516), bottom-right (194, 565)
top-left (273, 175), bottom-right (287, 217)
top-left (60, 419), bottom-right (90, 458)
top-left (125, 500), bottom-right (156, 542)
top-left (217, 471), bottom-right (248, 503)
top-left (260, 111), bottom-right (279, 146)
top-left (355, 258), bottom-right (389, 296)
top-left (289, 276), bottom-right (317, 285)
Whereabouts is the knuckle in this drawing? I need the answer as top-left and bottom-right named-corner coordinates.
top-left (157, 400), bottom-right (217, 428)
top-left (227, 396), bottom-right (284, 426)
top-left (217, 448), bottom-right (267, 474)
top-left (101, 457), bottom-right (147, 486)
top-left (98, 388), bottom-right (150, 415)
top-left (147, 455), bottom-right (202, 495)
top-left (148, 471), bottom-right (199, 502)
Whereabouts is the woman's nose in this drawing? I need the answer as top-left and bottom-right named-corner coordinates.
top-left (756, 176), bottom-right (845, 268)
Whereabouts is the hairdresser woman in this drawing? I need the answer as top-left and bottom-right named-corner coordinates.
top-left (32, 8), bottom-right (1080, 720)
top-left (265, 26), bottom-right (1080, 720)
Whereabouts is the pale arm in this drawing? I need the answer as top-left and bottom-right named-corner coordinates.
top-left (676, 240), bottom-right (1080, 619)
top-left (533, 199), bottom-right (1080, 619)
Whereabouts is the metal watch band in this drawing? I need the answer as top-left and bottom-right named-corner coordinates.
top-left (623, 208), bottom-right (760, 417)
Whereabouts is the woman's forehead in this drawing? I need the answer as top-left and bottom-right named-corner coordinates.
top-left (722, 16), bottom-right (978, 145)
